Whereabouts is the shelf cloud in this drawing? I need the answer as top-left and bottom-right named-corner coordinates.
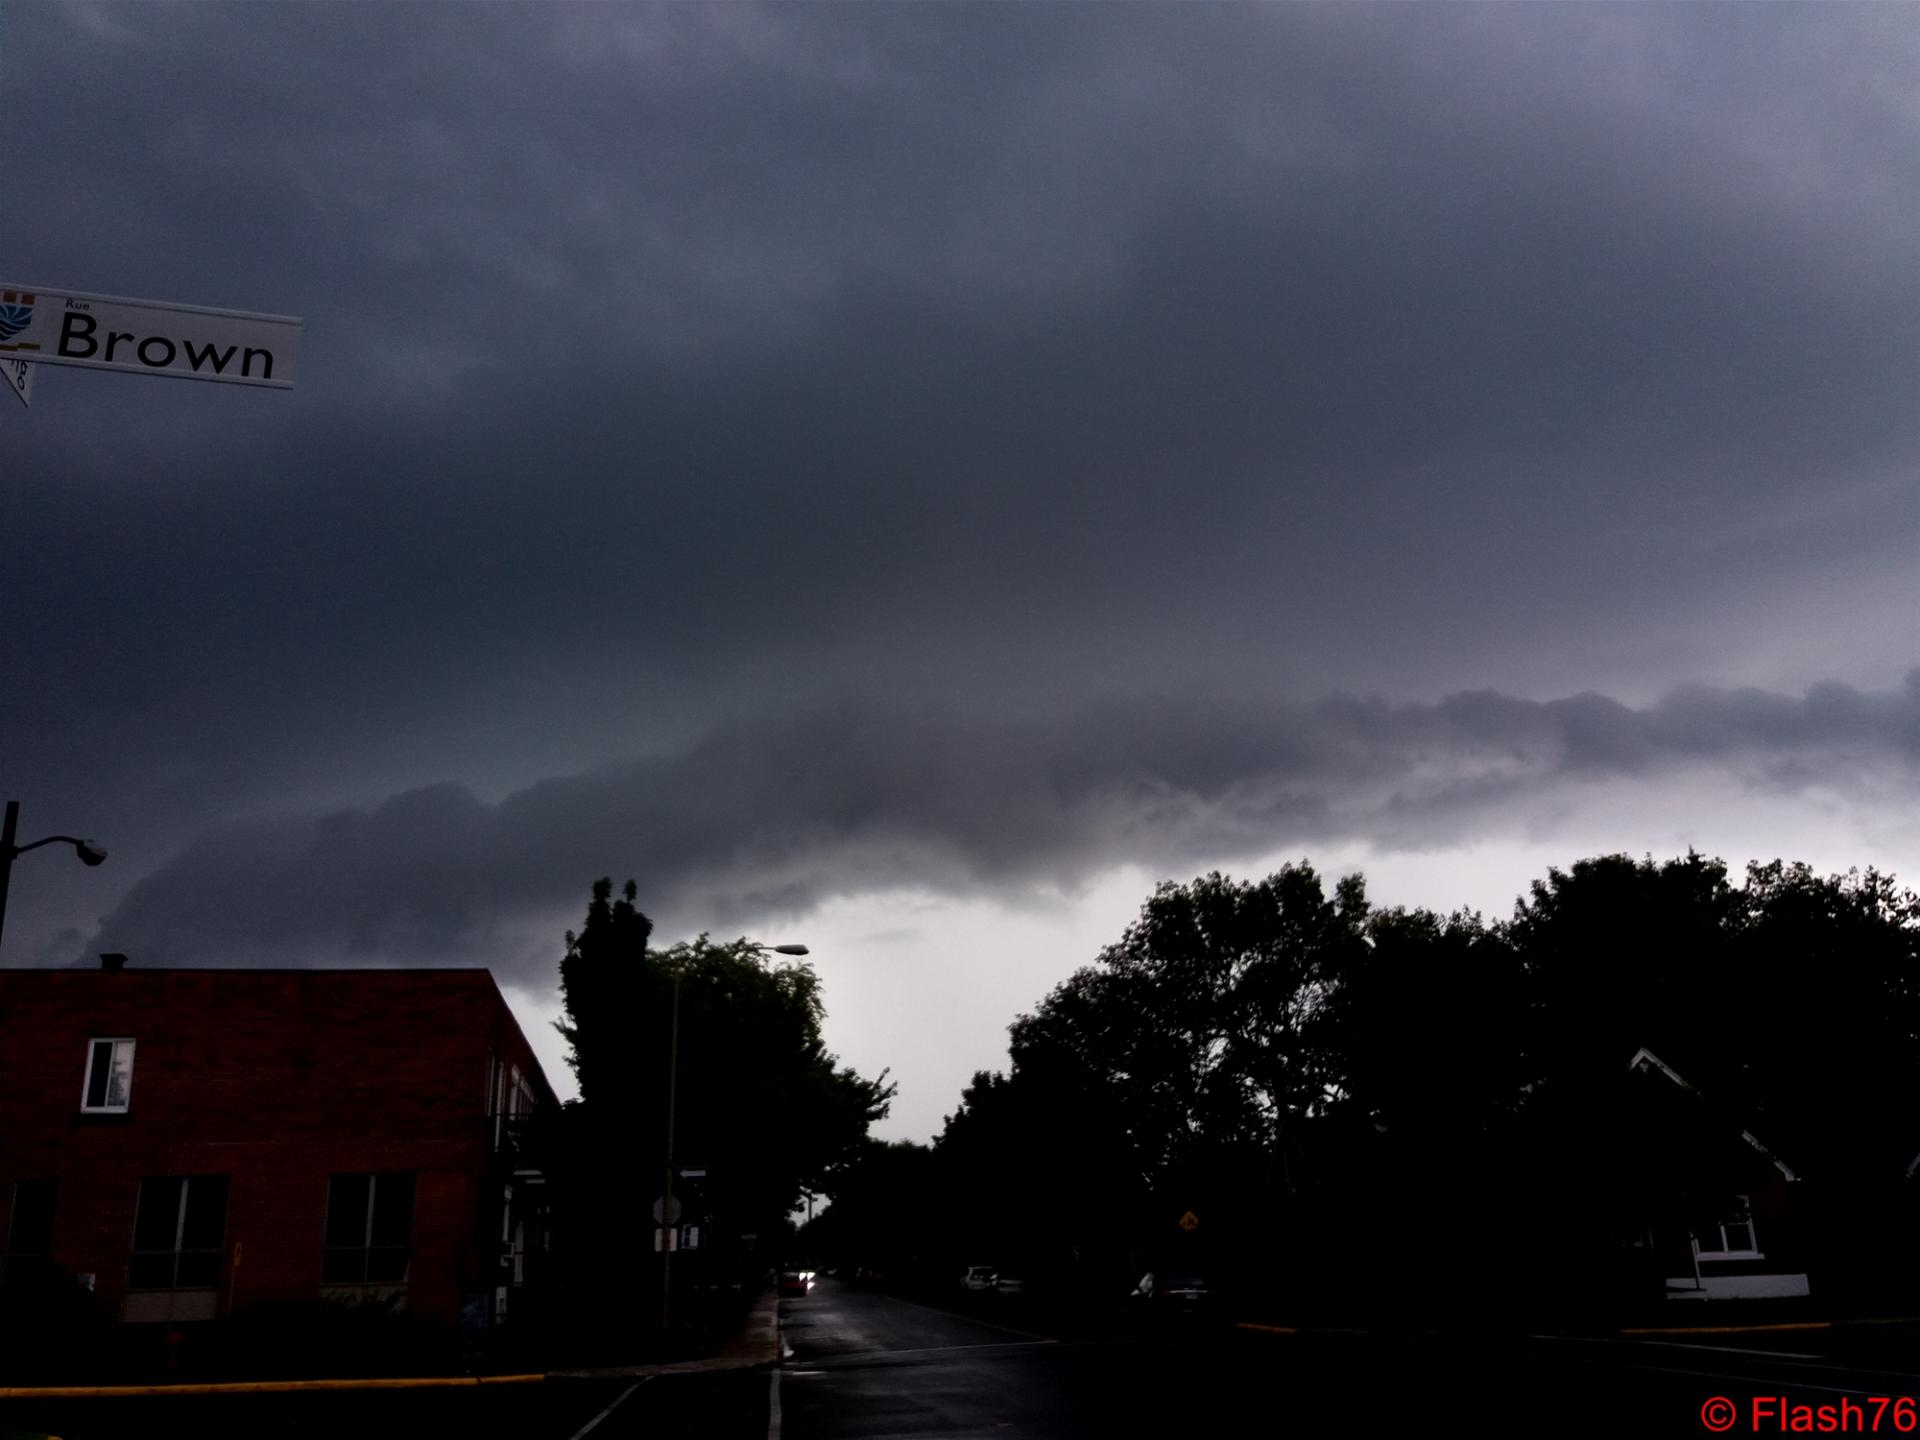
top-left (92, 673), bottom-right (1920, 982)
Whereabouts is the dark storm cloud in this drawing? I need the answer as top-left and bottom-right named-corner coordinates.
top-left (6, 4), bottom-right (1920, 967)
top-left (90, 673), bottom-right (1920, 982)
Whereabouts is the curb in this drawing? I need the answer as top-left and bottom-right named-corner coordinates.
top-left (0, 1291), bottom-right (797, 1400)
top-left (1619, 1321), bottom-right (1834, 1337)
top-left (0, 1374), bottom-right (543, 1400)
top-left (1234, 1314), bottom-right (1920, 1341)
top-left (552, 1287), bottom-right (785, 1381)
top-left (548, 1353), bottom-right (782, 1380)
top-left (1620, 1315), bottom-right (1920, 1337)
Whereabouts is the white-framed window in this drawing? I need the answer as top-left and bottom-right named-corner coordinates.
top-left (1695, 1195), bottom-right (1760, 1258)
top-left (505, 1064), bottom-right (534, 1118)
top-left (80, 1038), bottom-right (135, 1113)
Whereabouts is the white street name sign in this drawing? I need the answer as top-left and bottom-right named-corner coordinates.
top-left (0, 285), bottom-right (301, 390)
top-left (3, 357), bottom-right (29, 408)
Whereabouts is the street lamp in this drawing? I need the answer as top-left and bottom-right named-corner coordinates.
top-left (0, 800), bottom-right (108, 953)
top-left (659, 940), bottom-right (809, 1333)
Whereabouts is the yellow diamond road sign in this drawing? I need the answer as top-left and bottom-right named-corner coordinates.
top-left (1178, 1210), bottom-right (1200, 1232)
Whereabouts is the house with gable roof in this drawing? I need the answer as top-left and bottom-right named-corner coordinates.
top-left (1617, 1046), bottom-right (1809, 1302)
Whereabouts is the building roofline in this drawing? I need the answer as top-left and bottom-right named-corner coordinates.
top-left (1627, 1045), bottom-right (1800, 1183)
top-left (0, 966), bottom-right (500, 975)
top-left (491, 992), bottom-right (561, 1105)
top-left (0, 964), bottom-right (563, 1101)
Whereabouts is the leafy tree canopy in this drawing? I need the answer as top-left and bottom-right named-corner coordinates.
top-left (555, 879), bottom-right (895, 1243)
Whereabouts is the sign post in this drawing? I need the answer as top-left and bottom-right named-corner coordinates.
top-left (0, 285), bottom-right (301, 390)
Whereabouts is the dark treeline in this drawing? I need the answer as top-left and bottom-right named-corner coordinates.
top-left (802, 854), bottom-right (1920, 1323)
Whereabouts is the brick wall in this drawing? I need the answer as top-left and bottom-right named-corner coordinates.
top-left (0, 967), bottom-right (554, 1329)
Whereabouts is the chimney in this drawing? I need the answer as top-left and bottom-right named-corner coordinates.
top-left (99, 953), bottom-right (127, 972)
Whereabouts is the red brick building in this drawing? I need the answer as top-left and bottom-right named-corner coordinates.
top-left (0, 962), bottom-right (555, 1334)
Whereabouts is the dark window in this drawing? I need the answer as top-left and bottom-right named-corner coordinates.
top-left (129, 1175), bottom-right (228, 1290)
top-left (5, 1179), bottom-right (58, 1284)
top-left (323, 1173), bottom-right (414, 1284)
top-left (1695, 1195), bottom-right (1760, 1256)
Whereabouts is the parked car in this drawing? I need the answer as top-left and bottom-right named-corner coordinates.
top-left (778, 1270), bottom-right (812, 1297)
top-left (1131, 1270), bottom-right (1209, 1307)
top-left (961, 1265), bottom-right (998, 1291)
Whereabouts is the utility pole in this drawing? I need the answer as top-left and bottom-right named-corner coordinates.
top-left (0, 802), bottom-right (17, 952)
top-left (659, 966), bottom-right (681, 1334)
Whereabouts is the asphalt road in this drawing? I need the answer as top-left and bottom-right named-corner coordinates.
top-left (782, 1279), bottom-right (1920, 1438)
top-left (11, 1291), bottom-right (1920, 1439)
top-left (779, 1278), bottom-right (1270, 1438)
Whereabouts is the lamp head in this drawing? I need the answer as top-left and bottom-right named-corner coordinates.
top-left (75, 841), bottom-right (107, 867)
top-left (765, 943), bottom-right (809, 956)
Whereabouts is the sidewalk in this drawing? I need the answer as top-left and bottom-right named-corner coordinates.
top-left (1231, 1302), bottom-right (1920, 1342)
top-left (0, 1290), bottom-right (783, 1399)
top-left (551, 1287), bottom-right (782, 1379)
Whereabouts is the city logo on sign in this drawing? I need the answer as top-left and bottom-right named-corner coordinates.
top-left (0, 291), bottom-right (37, 348)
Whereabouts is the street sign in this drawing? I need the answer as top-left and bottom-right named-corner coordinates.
top-left (652, 1195), bottom-right (684, 1226)
top-left (1178, 1210), bottom-right (1200, 1232)
top-left (3, 357), bottom-right (30, 408)
top-left (0, 285), bottom-right (301, 390)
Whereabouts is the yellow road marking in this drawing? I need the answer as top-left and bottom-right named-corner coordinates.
top-left (0, 1374), bottom-right (543, 1400)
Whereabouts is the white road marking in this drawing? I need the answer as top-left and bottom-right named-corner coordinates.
top-left (566, 1377), bottom-right (648, 1440)
top-left (1536, 1334), bottom-right (1823, 1361)
top-left (1590, 1357), bottom-right (1902, 1399)
top-left (1635, 1340), bottom-right (1825, 1361)
top-left (1534, 1337), bottom-right (1920, 1398)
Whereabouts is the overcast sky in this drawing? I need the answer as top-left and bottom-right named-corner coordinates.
top-left (5, 2), bottom-right (1919, 1142)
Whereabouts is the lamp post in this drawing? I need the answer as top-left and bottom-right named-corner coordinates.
top-left (659, 939), bottom-right (809, 1334)
top-left (0, 800), bottom-right (107, 953)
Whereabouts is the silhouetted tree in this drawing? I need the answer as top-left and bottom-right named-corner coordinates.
top-left (550, 881), bottom-right (894, 1345)
top-left (1325, 904), bottom-right (1522, 1138)
top-left (916, 865), bottom-right (1372, 1302)
top-left (1499, 852), bottom-right (1920, 1165)
top-left (555, 878), bottom-right (655, 1108)
top-left (653, 934), bottom-right (896, 1238)
top-left (798, 1138), bottom-right (938, 1277)
top-left (1020, 866), bottom-right (1370, 1185)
